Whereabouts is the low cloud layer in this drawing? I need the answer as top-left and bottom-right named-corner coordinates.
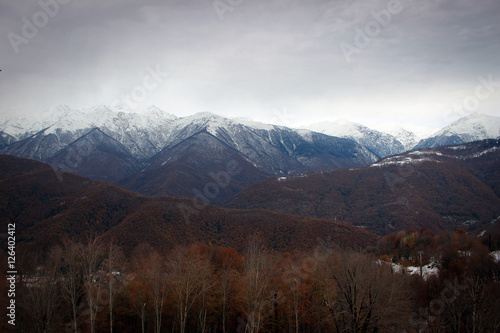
top-left (1, 0), bottom-right (499, 129)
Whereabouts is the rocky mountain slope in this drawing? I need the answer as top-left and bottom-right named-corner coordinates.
top-left (1, 106), bottom-right (498, 204)
top-left (0, 106), bottom-right (379, 201)
top-left (308, 120), bottom-right (407, 157)
top-left (415, 113), bottom-right (500, 149)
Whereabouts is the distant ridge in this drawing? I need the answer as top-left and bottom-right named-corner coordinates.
top-left (415, 113), bottom-right (500, 149)
top-left (225, 139), bottom-right (500, 235)
top-left (1, 106), bottom-right (498, 204)
top-left (0, 154), bottom-right (378, 253)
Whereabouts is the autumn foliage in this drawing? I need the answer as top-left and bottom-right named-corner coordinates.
top-left (2, 227), bottom-right (499, 332)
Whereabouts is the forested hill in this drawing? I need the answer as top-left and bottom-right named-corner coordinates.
top-left (0, 155), bottom-right (377, 254)
top-left (226, 139), bottom-right (500, 235)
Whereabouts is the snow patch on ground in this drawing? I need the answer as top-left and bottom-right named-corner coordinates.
top-left (371, 156), bottom-right (440, 167)
top-left (491, 251), bottom-right (500, 263)
top-left (465, 146), bottom-right (500, 159)
top-left (409, 150), bottom-right (443, 156)
top-left (448, 145), bottom-right (468, 150)
top-left (391, 262), bottom-right (440, 280)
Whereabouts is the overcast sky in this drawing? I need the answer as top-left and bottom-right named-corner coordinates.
top-left (1, 0), bottom-right (499, 131)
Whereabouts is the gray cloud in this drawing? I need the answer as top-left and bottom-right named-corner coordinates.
top-left (1, 0), bottom-right (499, 129)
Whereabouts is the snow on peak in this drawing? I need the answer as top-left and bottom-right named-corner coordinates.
top-left (232, 117), bottom-right (276, 131)
top-left (307, 120), bottom-right (407, 158)
top-left (381, 126), bottom-right (420, 150)
top-left (175, 112), bottom-right (233, 134)
top-left (0, 105), bottom-right (178, 138)
top-left (142, 105), bottom-right (178, 120)
top-left (436, 112), bottom-right (500, 140)
top-left (175, 112), bottom-right (282, 135)
top-left (308, 120), bottom-right (367, 138)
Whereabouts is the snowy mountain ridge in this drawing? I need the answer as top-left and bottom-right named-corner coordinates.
top-left (415, 112), bottom-right (500, 149)
top-left (0, 105), bottom-right (176, 139)
top-left (0, 105), bottom-right (179, 160)
top-left (371, 138), bottom-right (500, 168)
top-left (378, 126), bottom-right (420, 151)
top-left (434, 112), bottom-right (500, 138)
top-left (1, 106), bottom-right (499, 162)
top-left (0, 105), bottom-right (379, 184)
top-left (307, 120), bottom-right (408, 158)
top-left (1, 105), bottom-right (499, 204)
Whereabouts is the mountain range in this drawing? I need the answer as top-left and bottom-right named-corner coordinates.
top-left (1, 106), bottom-right (499, 205)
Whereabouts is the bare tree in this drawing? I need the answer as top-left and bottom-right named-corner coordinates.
top-left (127, 244), bottom-right (152, 333)
top-left (80, 237), bottom-right (105, 333)
top-left (104, 241), bottom-right (124, 333)
top-left (219, 255), bottom-right (240, 333)
top-left (60, 239), bottom-right (85, 333)
top-left (168, 246), bottom-right (213, 333)
top-left (242, 235), bottom-right (276, 333)
top-left (146, 250), bottom-right (168, 333)
top-left (127, 279), bottom-right (148, 333)
top-left (20, 247), bottom-right (62, 333)
top-left (281, 253), bottom-right (307, 333)
top-left (197, 270), bottom-right (212, 333)
top-left (444, 275), bottom-right (500, 333)
top-left (317, 251), bottom-right (410, 333)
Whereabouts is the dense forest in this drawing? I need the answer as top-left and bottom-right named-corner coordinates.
top-left (0, 154), bottom-right (377, 254)
top-left (2, 228), bottom-right (500, 333)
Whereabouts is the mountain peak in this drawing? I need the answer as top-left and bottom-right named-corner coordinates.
top-left (415, 113), bottom-right (500, 149)
top-left (448, 113), bottom-right (499, 133)
top-left (308, 120), bottom-right (406, 157)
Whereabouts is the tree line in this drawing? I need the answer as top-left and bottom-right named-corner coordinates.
top-left (3, 229), bottom-right (500, 333)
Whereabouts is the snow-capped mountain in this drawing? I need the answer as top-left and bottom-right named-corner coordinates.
top-left (48, 128), bottom-right (142, 183)
top-left (0, 106), bottom-right (380, 202)
top-left (116, 112), bottom-right (379, 202)
top-left (0, 105), bottom-right (177, 160)
top-left (2, 105), bottom-right (498, 203)
top-left (307, 120), bottom-right (407, 158)
top-left (0, 106), bottom-right (379, 171)
top-left (415, 113), bottom-right (500, 149)
top-left (0, 132), bottom-right (15, 148)
top-left (376, 126), bottom-right (420, 151)
top-left (155, 112), bottom-right (378, 174)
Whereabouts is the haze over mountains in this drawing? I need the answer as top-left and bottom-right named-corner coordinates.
top-left (0, 106), bottom-right (499, 205)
